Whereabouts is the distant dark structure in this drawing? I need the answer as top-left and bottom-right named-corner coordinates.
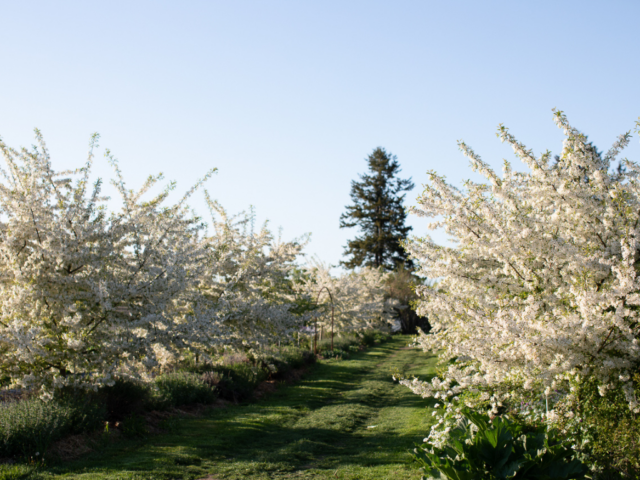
top-left (340, 147), bottom-right (429, 334)
top-left (385, 267), bottom-right (430, 335)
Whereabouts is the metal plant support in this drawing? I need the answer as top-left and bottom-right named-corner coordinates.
top-left (314, 286), bottom-right (335, 354)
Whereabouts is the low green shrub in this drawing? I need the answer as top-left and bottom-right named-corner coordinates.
top-left (99, 378), bottom-right (153, 420)
top-left (320, 349), bottom-right (349, 360)
top-left (0, 396), bottom-right (104, 458)
top-left (121, 413), bottom-right (148, 438)
top-left (360, 329), bottom-right (391, 346)
top-left (204, 346), bottom-right (314, 402)
top-left (360, 330), bottom-right (377, 346)
top-left (317, 336), bottom-right (359, 352)
top-left (414, 409), bottom-right (587, 480)
top-left (254, 346), bottom-right (316, 379)
top-left (154, 371), bottom-right (217, 407)
top-left (214, 363), bottom-right (268, 403)
top-left (554, 375), bottom-right (640, 478)
top-left (314, 331), bottom-right (389, 353)
top-left (277, 346), bottom-right (315, 370)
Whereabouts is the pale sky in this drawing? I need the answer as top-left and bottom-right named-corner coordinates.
top-left (1, 1), bottom-right (639, 267)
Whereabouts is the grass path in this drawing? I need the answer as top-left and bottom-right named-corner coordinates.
top-left (39, 337), bottom-right (438, 480)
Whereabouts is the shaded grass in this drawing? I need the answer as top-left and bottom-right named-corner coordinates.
top-left (14, 337), bottom-right (438, 480)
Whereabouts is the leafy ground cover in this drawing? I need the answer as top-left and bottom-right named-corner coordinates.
top-left (9, 336), bottom-right (437, 480)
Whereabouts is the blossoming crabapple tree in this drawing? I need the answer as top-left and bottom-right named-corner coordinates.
top-left (0, 131), bottom-right (215, 392)
top-left (298, 262), bottom-right (392, 337)
top-left (191, 195), bottom-right (309, 352)
top-left (402, 111), bottom-right (640, 414)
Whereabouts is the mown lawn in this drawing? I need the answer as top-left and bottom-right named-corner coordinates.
top-left (15, 337), bottom-right (438, 480)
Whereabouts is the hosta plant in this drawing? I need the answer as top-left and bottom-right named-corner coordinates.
top-left (414, 409), bottom-right (587, 480)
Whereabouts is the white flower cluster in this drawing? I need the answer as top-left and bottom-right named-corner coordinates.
top-left (194, 197), bottom-right (310, 351)
top-left (420, 398), bottom-right (472, 450)
top-left (406, 111), bottom-right (640, 411)
top-left (0, 132), bottom-right (308, 392)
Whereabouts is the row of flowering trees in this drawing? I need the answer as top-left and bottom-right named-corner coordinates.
top-left (296, 261), bottom-right (392, 341)
top-left (0, 131), bottom-right (391, 395)
top-left (401, 110), bottom-right (640, 466)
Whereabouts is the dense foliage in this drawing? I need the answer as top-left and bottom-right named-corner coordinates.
top-left (553, 375), bottom-right (640, 476)
top-left (414, 408), bottom-right (587, 480)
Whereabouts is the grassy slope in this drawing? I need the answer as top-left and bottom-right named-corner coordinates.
top-left (33, 337), bottom-right (438, 480)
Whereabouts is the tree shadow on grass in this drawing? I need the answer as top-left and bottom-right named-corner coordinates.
top-left (43, 341), bottom-right (435, 478)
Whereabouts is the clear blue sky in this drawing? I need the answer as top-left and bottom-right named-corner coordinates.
top-left (2, 1), bottom-right (639, 267)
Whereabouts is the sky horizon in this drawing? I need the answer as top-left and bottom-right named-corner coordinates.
top-left (2, 1), bottom-right (639, 269)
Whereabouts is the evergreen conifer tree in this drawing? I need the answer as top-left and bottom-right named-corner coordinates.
top-left (340, 147), bottom-right (414, 270)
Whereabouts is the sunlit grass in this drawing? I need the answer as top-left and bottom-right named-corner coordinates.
top-left (11, 337), bottom-right (438, 480)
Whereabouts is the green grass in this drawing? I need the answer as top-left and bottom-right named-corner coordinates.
top-left (12, 337), bottom-right (438, 480)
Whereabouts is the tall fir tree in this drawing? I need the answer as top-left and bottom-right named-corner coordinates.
top-left (340, 147), bottom-right (414, 271)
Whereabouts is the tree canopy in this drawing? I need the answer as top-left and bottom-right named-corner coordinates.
top-left (403, 110), bottom-right (640, 414)
top-left (340, 147), bottom-right (414, 271)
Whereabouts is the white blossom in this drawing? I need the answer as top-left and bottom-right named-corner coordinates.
top-left (0, 131), bottom-right (309, 392)
top-left (405, 111), bottom-right (640, 410)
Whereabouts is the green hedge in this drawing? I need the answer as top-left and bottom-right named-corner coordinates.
top-left (0, 345), bottom-right (318, 459)
top-left (0, 397), bottom-right (104, 458)
top-left (555, 375), bottom-right (640, 478)
top-left (154, 371), bottom-right (217, 407)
